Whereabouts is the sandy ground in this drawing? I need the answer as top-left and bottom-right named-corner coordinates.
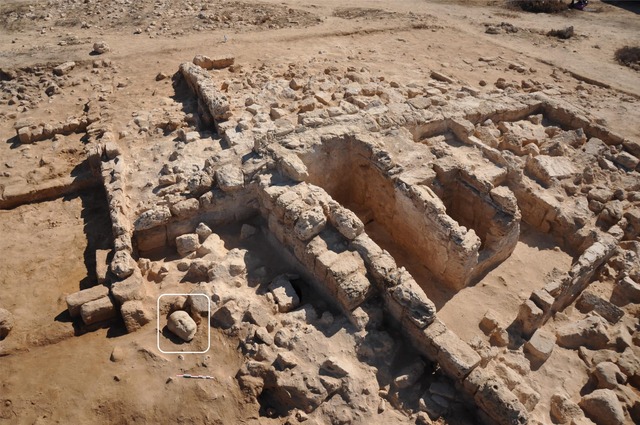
top-left (0, 0), bottom-right (639, 424)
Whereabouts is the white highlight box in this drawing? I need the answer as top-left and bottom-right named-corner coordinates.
top-left (157, 293), bottom-right (211, 354)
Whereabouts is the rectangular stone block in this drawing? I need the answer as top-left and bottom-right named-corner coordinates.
top-left (80, 296), bottom-right (117, 325)
top-left (66, 285), bottom-right (109, 317)
top-left (314, 250), bottom-right (339, 284)
top-left (334, 272), bottom-right (371, 311)
top-left (576, 291), bottom-right (624, 324)
top-left (95, 249), bottom-right (111, 284)
top-left (530, 288), bottom-right (554, 313)
top-left (433, 329), bottom-right (481, 380)
top-left (524, 329), bottom-right (556, 364)
top-left (110, 270), bottom-right (146, 304)
top-left (474, 379), bottom-right (528, 425)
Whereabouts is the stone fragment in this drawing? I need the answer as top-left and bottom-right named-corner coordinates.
top-left (576, 291), bottom-right (624, 324)
top-left (187, 293), bottom-right (210, 321)
top-left (134, 206), bottom-right (171, 231)
top-left (524, 329), bottom-right (555, 364)
top-left (269, 275), bottom-right (300, 313)
top-left (579, 389), bottom-right (626, 425)
top-left (0, 308), bottom-right (15, 339)
top-left (550, 393), bottom-right (584, 424)
top-left (556, 315), bottom-right (610, 350)
top-left (526, 155), bottom-right (577, 185)
top-left (121, 301), bottom-right (152, 333)
top-left (215, 165), bottom-right (244, 192)
top-left (193, 54), bottom-right (234, 70)
top-left (321, 357), bottom-right (350, 378)
top-left (389, 276), bottom-right (436, 328)
top-left (195, 222), bottom-right (212, 242)
top-left (66, 285), bottom-right (109, 317)
top-left (92, 41), bottom-right (111, 54)
top-left (613, 152), bottom-right (639, 170)
top-left (197, 233), bottom-right (227, 259)
top-left (111, 269), bottom-right (145, 304)
top-left (293, 206), bottom-right (326, 241)
top-left (474, 379), bottom-right (528, 425)
top-left (167, 310), bottom-right (197, 342)
top-left (275, 351), bottom-right (298, 370)
top-left (169, 198), bottom-right (199, 218)
top-left (433, 330), bottom-right (481, 380)
top-left (480, 309), bottom-right (500, 334)
top-left (176, 233), bottom-right (200, 257)
top-left (211, 302), bottom-right (242, 329)
top-left (95, 249), bottom-right (110, 284)
top-left (110, 250), bottom-right (135, 279)
top-left (53, 61), bottom-right (75, 76)
top-left (618, 277), bottom-right (640, 303)
top-left (279, 154), bottom-right (309, 182)
top-left (80, 296), bottom-right (117, 325)
top-left (592, 361), bottom-right (626, 389)
top-left (327, 205), bottom-right (364, 240)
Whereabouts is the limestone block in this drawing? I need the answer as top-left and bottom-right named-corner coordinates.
top-left (269, 275), bottom-right (300, 313)
top-left (279, 154), bottom-right (309, 182)
top-left (618, 277), bottom-right (640, 303)
top-left (349, 234), bottom-right (383, 263)
top-left (335, 273), bottom-right (371, 311)
top-left (292, 206), bottom-right (326, 241)
top-left (556, 315), bottom-right (610, 350)
top-left (193, 54), bottom-right (234, 70)
top-left (576, 291), bottom-right (624, 324)
top-left (197, 233), bottom-right (227, 259)
top-left (53, 61), bottom-right (76, 76)
top-left (433, 330), bottom-right (481, 380)
top-left (273, 191), bottom-right (300, 220)
top-left (524, 329), bottom-right (555, 364)
top-left (530, 289), bottom-right (554, 313)
top-left (579, 389), bottom-right (625, 425)
top-left (187, 293), bottom-right (210, 321)
top-left (388, 275), bottom-right (436, 329)
top-left (111, 269), bottom-right (146, 304)
top-left (134, 206), bottom-right (172, 231)
top-left (526, 155), bottom-right (577, 186)
top-left (327, 204), bottom-right (364, 240)
top-left (167, 310), bottom-right (197, 342)
top-left (169, 198), bottom-right (200, 219)
top-left (283, 198), bottom-right (311, 227)
top-left (463, 367), bottom-right (491, 396)
top-left (215, 165), bottom-right (244, 192)
top-left (66, 285), bottom-right (109, 317)
top-left (592, 362), bottom-right (626, 390)
top-left (80, 296), bottom-right (117, 325)
top-left (512, 383), bottom-right (540, 412)
top-left (121, 301), bottom-right (153, 333)
top-left (613, 152), bottom-right (639, 170)
top-left (474, 379), bottom-right (528, 425)
top-left (95, 249), bottom-right (111, 284)
top-left (176, 233), bottom-right (200, 257)
top-left (517, 299), bottom-right (544, 338)
top-left (110, 250), bottom-right (135, 279)
top-left (314, 250), bottom-right (339, 283)
top-left (195, 222), bottom-right (213, 242)
top-left (550, 393), bottom-right (584, 424)
top-left (480, 309), bottom-right (500, 334)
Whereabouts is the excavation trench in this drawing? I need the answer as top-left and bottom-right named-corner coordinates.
top-left (297, 133), bottom-right (519, 297)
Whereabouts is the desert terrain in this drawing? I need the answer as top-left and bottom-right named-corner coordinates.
top-left (0, 1), bottom-right (639, 424)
